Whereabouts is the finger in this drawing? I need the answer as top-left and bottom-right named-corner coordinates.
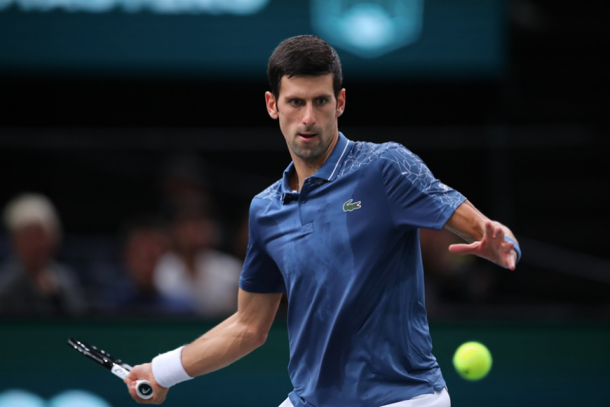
top-left (508, 251), bottom-right (517, 270)
top-left (125, 372), bottom-right (135, 384)
top-left (484, 221), bottom-right (496, 239)
top-left (495, 225), bottom-right (504, 240)
top-left (127, 382), bottom-right (139, 401)
top-left (129, 382), bottom-right (148, 404)
top-left (448, 242), bottom-right (480, 254)
top-left (499, 249), bottom-right (517, 270)
top-left (125, 366), bottom-right (141, 381)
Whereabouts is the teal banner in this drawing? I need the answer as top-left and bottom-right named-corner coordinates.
top-left (0, 320), bottom-right (608, 406)
top-left (0, 0), bottom-right (506, 79)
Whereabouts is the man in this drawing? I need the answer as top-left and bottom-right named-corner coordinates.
top-left (125, 35), bottom-right (520, 407)
top-left (153, 206), bottom-right (243, 318)
top-left (101, 216), bottom-right (194, 316)
top-left (0, 193), bottom-right (87, 316)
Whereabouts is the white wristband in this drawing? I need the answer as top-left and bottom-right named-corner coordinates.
top-left (151, 346), bottom-right (193, 388)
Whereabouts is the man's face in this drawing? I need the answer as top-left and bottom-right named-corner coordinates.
top-left (13, 223), bottom-right (56, 273)
top-left (266, 74), bottom-right (345, 163)
top-left (125, 230), bottom-right (167, 290)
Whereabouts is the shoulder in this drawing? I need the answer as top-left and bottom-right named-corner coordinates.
top-left (248, 179), bottom-right (284, 226)
top-left (0, 261), bottom-right (24, 296)
top-left (253, 179), bottom-right (283, 202)
top-left (337, 141), bottom-right (420, 178)
top-left (198, 249), bottom-right (242, 280)
top-left (155, 252), bottom-right (186, 277)
top-left (200, 249), bottom-right (242, 272)
top-left (0, 259), bottom-right (21, 280)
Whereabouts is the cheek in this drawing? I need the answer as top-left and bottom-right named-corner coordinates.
top-left (278, 112), bottom-right (296, 131)
top-left (322, 108), bottom-right (337, 126)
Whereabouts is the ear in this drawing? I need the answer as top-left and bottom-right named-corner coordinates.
top-left (336, 88), bottom-right (346, 118)
top-left (265, 91), bottom-right (279, 120)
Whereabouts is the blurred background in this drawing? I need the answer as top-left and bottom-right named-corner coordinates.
top-left (0, 0), bottom-right (608, 406)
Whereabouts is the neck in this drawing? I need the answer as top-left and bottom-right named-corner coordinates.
top-left (290, 132), bottom-right (339, 192)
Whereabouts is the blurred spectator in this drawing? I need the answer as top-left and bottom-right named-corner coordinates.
top-left (154, 206), bottom-right (242, 319)
top-left (232, 210), bottom-right (250, 262)
top-left (101, 216), bottom-right (194, 316)
top-left (0, 193), bottom-right (87, 316)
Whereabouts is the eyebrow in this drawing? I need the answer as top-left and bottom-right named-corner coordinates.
top-left (283, 94), bottom-right (333, 102)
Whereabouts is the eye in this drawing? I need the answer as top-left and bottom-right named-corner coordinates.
top-left (316, 98), bottom-right (328, 105)
top-left (289, 99), bottom-right (303, 107)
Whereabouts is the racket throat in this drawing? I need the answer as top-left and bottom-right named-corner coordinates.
top-left (111, 365), bottom-right (129, 380)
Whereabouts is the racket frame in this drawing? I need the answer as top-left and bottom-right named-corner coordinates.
top-left (67, 338), bottom-right (154, 400)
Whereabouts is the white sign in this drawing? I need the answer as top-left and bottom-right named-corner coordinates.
top-left (0, 0), bottom-right (270, 15)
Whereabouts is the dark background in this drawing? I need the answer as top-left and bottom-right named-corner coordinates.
top-left (1, 0), bottom-right (609, 318)
top-left (0, 1), bottom-right (609, 406)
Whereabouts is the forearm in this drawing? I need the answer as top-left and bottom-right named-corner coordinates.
top-left (446, 200), bottom-right (517, 244)
top-left (181, 312), bottom-right (266, 377)
top-left (444, 201), bottom-right (486, 243)
top-left (139, 291), bottom-right (280, 398)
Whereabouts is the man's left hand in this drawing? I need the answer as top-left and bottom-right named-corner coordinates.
top-left (448, 220), bottom-right (517, 270)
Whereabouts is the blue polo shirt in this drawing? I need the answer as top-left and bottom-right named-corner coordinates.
top-left (240, 133), bottom-right (466, 407)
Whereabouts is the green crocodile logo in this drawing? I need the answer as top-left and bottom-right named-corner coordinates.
top-left (343, 199), bottom-right (362, 212)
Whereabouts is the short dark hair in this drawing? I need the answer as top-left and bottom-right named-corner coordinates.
top-left (267, 35), bottom-right (343, 100)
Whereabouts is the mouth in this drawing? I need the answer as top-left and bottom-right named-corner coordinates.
top-left (298, 133), bottom-right (317, 141)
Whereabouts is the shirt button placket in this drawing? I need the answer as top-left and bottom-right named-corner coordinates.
top-left (299, 181), bottom-right (310, 226)
top-left (301, 180), bottom-right (308, 204)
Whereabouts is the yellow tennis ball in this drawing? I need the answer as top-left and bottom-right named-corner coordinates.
top-left (453, 341), bottom-right (492, 380)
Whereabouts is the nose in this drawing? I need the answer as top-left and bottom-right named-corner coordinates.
top-left (301, 102), bottom-right (315, 126)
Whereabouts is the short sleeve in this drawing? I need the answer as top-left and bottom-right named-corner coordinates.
top-left (239, 202), bottom-right (286, 294)
top-left (379, 144), bottom-right (467, 230)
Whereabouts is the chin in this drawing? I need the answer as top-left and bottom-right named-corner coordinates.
top-left (296, 149), bottom-right (324, 162)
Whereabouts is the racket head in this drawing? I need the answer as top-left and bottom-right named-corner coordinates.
top-left (68, 338), bottom-right (127, 371)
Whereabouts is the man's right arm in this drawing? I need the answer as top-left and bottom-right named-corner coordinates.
top-left (125, 289), bottom-right (283, 404)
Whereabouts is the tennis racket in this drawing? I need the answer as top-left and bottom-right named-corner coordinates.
top-left (67, 337), bottom-right (154, 400)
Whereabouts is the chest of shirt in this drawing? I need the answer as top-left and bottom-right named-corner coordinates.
top-left (257, 169), bottom-right (401, 281)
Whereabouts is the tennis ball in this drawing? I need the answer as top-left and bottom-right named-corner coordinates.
top-left (453, 341), bottom-right (492, 380)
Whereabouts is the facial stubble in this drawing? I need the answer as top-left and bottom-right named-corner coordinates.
top-left (287, 135), bottom-right (329, 162)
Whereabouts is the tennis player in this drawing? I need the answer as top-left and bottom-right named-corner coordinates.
top-left (125, 35), bottom-right (520, 407)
